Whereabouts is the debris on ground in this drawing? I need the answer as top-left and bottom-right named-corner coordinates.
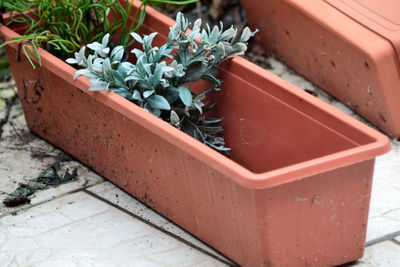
top-left (304, 89), bottom-right (318, 96)
top-left (2, 161), bottom-right (78, 207)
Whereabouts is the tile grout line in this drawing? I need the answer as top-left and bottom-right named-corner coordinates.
top-left (87, 179), bottom-right (239, 264)
top-left (83, 188), bottom-right (238, 267)
top-left (366, 230), bottom-right (400, 247)
top-left (392, 237), bottom-right (400, 246)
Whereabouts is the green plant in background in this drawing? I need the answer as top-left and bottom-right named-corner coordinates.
top-left (67, 12), bottom-right (257, 154)
top-left (0, 46), bottom-right (10, 77)
top-left (0, 0), bottom-right (198, 69)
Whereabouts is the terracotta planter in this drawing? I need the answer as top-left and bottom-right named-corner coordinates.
top-left (1, 2), bottom-right (391, 266)
top-left (241, 0), bottom-right (400, 138)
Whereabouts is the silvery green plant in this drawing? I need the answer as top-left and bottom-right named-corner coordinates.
top-left (67, 12), bottom-right (257, 155)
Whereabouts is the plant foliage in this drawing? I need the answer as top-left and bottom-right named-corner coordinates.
top-left (67, 12), bottom-right (257, 155)
top-left (0, 0), bottom-right (198, 68)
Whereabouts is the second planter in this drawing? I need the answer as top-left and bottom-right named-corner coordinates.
top-left (241, 0), bottom-right (400, 137)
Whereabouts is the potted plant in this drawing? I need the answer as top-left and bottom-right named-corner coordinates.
top-left (0, 1), bottom-right (391, 266)
top-left (65, 11), bottom-right (259, 155)
top-left (240, 0), bottom-right (400, 138)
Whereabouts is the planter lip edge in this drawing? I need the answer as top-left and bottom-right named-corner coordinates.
top-left (252, 140), bottom-right (391, 187)
top-left (0, 11), bottom-right (390, 190)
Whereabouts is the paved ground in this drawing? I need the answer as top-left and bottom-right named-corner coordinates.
top-left (0, 56), bottom-right (399, 266)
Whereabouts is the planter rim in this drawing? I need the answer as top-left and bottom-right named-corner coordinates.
top-left (0, 4), bottom-right (391, 189)
top-left (324, 0), bottom-right (400, 73)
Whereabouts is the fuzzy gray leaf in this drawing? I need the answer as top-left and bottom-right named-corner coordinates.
top-left (170, 110), bottom-right (180, 127)
top-left (98, 47), bottom-right (110, 58)
top-left (132, 90), bottom-right (143, 101)
top-left (130, 32), bottom-right (143, 43)
top-left (143, 32), bottom-right (157, 48)
top-left (178, 86), bottom-right (192, 106)
top-left (111, 88), bottom-right (132, 100)
top-left (232, 43), bottom-right (248, 54)
top-left (112, 70), bottom-right (126, 87)
top-left (174, 63), bottom-right (185, 77)
top-left (102, 58), bottom-right (113, 81)
top-left (146, 95), bottom-right (170, 110)
top-left (239, 27), bottom-right (251, 43)
top-left (144, 103), bottom-right (162, 117)
top-left (131, 48), bottom-right (144, 59)
top-left (74, 69), bottom-right (94, 80)
top-left (201, 74), bottom-right (221, 86)
top-left (87, 42), bottom-right (103, 51)
top-left (220, 27), bottom-right (236, 41)
top-left (67, 46), bottom-right (86, 66)
top-left (239, 27), bottom-right (258, 43)
top-left (143, 90), bottom-right (154, 99)
top-left (111, 46), bottom-right (124, 62)
top-left (176, 12), bottom-right (188, 31)
top-left (118, 62), bottom-right (135, 78)
top-left (102, 34), bottom-right (110, 47)
top-left (92, 58), bottom-right (104, 73)
top-left (89, 79), bottom-right (109, 91)
top-left (152, 63), bottom-right (165, 87)
top-left (164, 87), bottom-right (180, 103)
top-left (193, 18), bottom-right (202, 32)
top-left (182, 61), bottom-right (207, 83)
top-left (124, 72), bottom-right (142, 82)
top-left (66, 58), bottom-right (79, 65)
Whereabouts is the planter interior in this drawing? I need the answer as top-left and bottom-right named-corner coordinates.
top-left (1, 2), bottom-right (391, 266)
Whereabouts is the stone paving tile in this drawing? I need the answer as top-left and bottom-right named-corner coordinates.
top-left (365, 141), bottom-right (400, 243)
top-left (368, 185), bottom-right (400, 219)
top-left (365, 216), bottom-right (400, 243)
top-left (351, 241), bottom-right (400, 266)
top-left (0, 100), bottom-right (104, 216)
top-left (0, 191), bottom-right (226, 266)
top-left (87, 182), bottom-right (233, 264)
top-left (87, 182), bottom-right (169, 226)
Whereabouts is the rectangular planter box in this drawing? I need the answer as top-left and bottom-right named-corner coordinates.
top-left (241, 0), bottom-right (400, 138)
top-left (1, 3), bottom-right (390, 266)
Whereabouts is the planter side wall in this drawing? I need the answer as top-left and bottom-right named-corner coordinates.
top-left (6, 44), bottom-right (375, 266)
top-left (241, 0), bottom-right (400, 137)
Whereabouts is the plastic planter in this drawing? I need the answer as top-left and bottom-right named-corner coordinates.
top-left (1, 3), bottom-right (390, 266)
top-left (241, 0), bottom-right (400, 138)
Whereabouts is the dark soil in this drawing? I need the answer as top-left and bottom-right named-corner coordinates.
top-left (3, 161), bottom-right (78, 207)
